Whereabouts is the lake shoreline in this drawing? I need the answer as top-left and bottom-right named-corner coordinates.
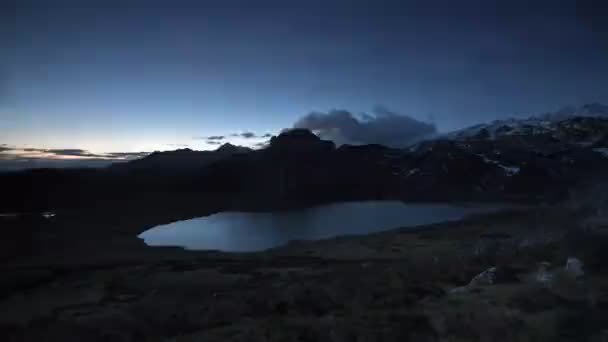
top-left (2, 203), bottom-right (526, 269)
top-left (139, 201), bottom-right (508, 252)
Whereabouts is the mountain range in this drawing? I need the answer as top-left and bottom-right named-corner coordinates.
top-left (2, 104), bottom-right (608, 213)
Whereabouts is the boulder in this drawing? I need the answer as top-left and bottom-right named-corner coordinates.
top-left (535, 261), bottom-right (554, 286)
top-left (450, 266), bottom-right (518, 294)
top-left (565, 257), bottom-right (584, 277)
top-left (469, 267), bottom-right (498, 286)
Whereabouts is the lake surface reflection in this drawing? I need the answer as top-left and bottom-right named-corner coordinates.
top-left (138, 201), bottom-right (500, 252)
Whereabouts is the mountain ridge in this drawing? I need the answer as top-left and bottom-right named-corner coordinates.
top-left (2, 103), bottom-right (608, 212)
top-left (445, 103), bottom-right (608, 142)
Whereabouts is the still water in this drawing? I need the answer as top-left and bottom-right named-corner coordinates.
top-left (138, 201), bottom-right (499, 252)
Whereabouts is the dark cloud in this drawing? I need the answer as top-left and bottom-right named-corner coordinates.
top-left (0, 146), bottom-right (150, 171)
top-left (20, 148), bottom-right (145, 159)
top-left (17, 148), bottom-right (97, 157)
top-left (0, 159), bottom-right (118, 171)
top-left (206, 141), bottom-right (223, 145)
top-left (47, 149), bottom-right (99, 157)
top-left (192, 135), bottom-right (225, 141)
top-left (196, 132), bottom-right (273, 142)
top-left (293, 107), bottom-right (437, 147)
top-left (0, 150), bottom-right (108, 170)
top-left (253, 141), bottom-right (270, 149)
top-left (227, 132), bottom-right (271, 139)
top-left (104, 152), bottom-right (150, 159)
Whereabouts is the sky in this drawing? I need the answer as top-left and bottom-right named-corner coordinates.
top-left (1, 0), bottom-right (608, 162)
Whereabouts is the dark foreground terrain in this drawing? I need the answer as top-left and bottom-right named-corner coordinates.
top-left (2, 204), bottom-right (608, 342)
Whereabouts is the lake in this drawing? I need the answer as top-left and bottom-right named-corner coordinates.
top-left (138, 201), bottom-right (501, 252)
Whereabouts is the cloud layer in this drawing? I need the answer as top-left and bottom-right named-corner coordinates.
top-left (0, 146), bottom-right (150, 170)
top-left (194, 131), bottom-right (273, 147)
top-left (229, 132), bottom-right (272, 139)
top-left (293, 107), bottom-right (437, 147)
top-left (1, 147), bottom-right (148, 160)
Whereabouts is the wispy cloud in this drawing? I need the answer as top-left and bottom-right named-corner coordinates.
top-left (47, 149), bottom-right (101, 157)
top-left (193, 132), bottom-right (274, 147)
top-left (14, 148), bottom-right (99, 157)
top-left (192, 135), bottom-right (228, 145)
top-left (0, 146), bottom-right (152, 171)
top-left (253, 141), bottom-right (270, 149)
top-left (239, 132), bottom-right (255, 139)
top-left (193, 135), bottom-right (225, 141)
top-left (228, 132), bottom-right (272, 139)
top-left (104, 152), bottom-right (151, 159)
top-left (0, 146), bottom-right (150, 163)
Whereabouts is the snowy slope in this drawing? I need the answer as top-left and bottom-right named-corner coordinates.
top-left (447, 103), bottom-right (608, 141)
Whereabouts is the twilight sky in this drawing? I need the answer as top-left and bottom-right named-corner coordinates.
top-left (1, 0), bottom-right (608, 157)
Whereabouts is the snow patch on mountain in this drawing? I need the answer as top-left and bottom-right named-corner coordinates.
top-left (447, 103), bottom-right (608, 141)
top-left (448, 119), bottom-right (553, 140)
top-left (540, 103), bottom-right (608, 121)
top-left (477, 154), bottom-right (520, 176)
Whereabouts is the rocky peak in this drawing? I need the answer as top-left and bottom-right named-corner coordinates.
top-left (145, 148), bottom-right (193, 158)
top-left (271, 128), bottom-right (320, 143)
top-left (215, 143), bottom-right (251, 154)
top-left (269, 129), bottom-right (335, 152)
top-left (172, 148), bottom-right (194, 154)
